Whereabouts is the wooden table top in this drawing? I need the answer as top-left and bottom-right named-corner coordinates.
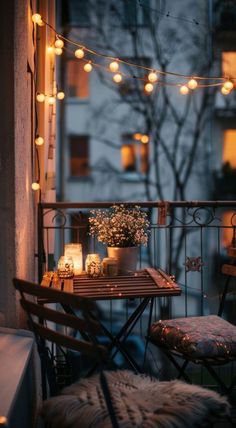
top-left (41, 268), bottom-right (181, 301)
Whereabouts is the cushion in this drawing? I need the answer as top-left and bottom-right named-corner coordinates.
top-left (41, 370), bottom-right (229, 428)
top-left (150, 315), bottom-right (236, 358)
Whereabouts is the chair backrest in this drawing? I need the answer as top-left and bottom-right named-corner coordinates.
top-left (219, 264), bottom-right (236, 318)
top-left (13, 277), bottom-right (108, 361)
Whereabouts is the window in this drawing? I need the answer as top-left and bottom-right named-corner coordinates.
top-left (66, 60), bottom-right (89, 98)
top-left (69, 135), bottom-right (90, 177)
top-left (221, 211), bottom-right (234, 248)
top-left (223, 130), bottom-right (236, 168)
top-left (61, 0), bottom-right (90, 27)
top-left (121, 134), bottom-right (149, 174)
top-left (222, 52), bottom-right (236, 87)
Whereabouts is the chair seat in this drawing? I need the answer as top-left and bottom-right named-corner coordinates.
top-left (41, 370), bottom-right (229, 428)
top-left (150, 315), bottom-right (236, 359)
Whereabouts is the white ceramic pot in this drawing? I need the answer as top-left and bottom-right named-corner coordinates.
top-left (107, 246), bottom-right (138, 275)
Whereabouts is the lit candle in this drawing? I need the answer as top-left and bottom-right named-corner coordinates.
top-left (57, 256), bottom-right (74, 278)
top-left (64, 243), bottom-right (83, 275)
top-left (85, 254), bottom-right (102, 278)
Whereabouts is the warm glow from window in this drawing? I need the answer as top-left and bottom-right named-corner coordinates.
top-left (221, 211), bottom-right (234, 247)
top-left (222, 52), bottom-right (236, 87)
top-left (121, 144), bottom-right (136, 172)
top-left (69, 135), bottom-right (90, 176)
top-left (223, 130), bottom-right (236, 168)
top-left (67, 60), bottom-right (89, 98)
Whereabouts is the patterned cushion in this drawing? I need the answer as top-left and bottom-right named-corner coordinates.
top-left (150, 315), bottom-right (236, 358)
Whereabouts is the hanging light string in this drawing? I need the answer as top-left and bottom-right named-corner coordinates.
top-left (32, 12), bottom-right (235, 96)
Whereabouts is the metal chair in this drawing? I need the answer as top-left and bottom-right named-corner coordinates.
top-left (149, 264), bottom-right (236, 398)
top-left (13, 278), bottom-right (231, 428)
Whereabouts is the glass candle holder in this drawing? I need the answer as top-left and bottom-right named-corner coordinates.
top-left (85, 253), bottom-right (102, 278)
top-left (57, 256), bottom-right (74, 278)
top-left (102, 257), bottom-right (118, 277)
top-left (64, 243), bottom-right (83, 275)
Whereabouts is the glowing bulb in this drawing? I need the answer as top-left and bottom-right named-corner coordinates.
top-left (187, 79), bottom-right (198, 90)
top-left (47, 46), bottom-right (54, 54)
top-left (144, 83), bottom-right (154, 93)
top-left (35, 136), bottom-right (44, 146)
top-left (38, 19), bottom-right (44, 26)
top-left (84, 62), bottom-right (93, 72)
top-left (57, 91), bottom-right (65, 100)
top-left (54, 47), bottom-right (63, 56)
top-left (179, 85), bottom-right (189, 95)
top-left (109, 61), bottom-right (119, 72)
top-left (32, 13), bottom-right (42, 24)
top-left (221, 87), bottom-right (230, 95)
top-left (148, 72), bottom-right (158, 83)
top-left (141, 135), bottom-right (149, 143)
top-left (36, 93), bottom-right (45, 102)
top-left (31, 182), bottom-right (40, 191)
top-left (113, 73), bottom-right (122, 83)
top-left (223, 80), bottom-right (233, 91)
top-left (133, 133), bottom-right (142, 140)
top-left (75, 48), bottom-right (84, 59)
top-left (55, 39), bottom-right (64, 49)
top-left (48, 96), bottom-right (55, 105)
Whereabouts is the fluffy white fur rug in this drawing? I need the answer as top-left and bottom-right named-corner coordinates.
top-left (41, 370), bottom-right (230, 428)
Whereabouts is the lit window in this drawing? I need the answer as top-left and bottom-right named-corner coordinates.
top-left (66, 60), bottom-right (89, 98)
top-left (69, 135), bottom-right (90, 177)
top-left (221, 211), bottom-right (234, 248)
top-left (121, 134), bottom-right (149, 174)
top-left (222, 52), bottom-right (236, 87)
top-left (223, 130), bottom-right (236, 168)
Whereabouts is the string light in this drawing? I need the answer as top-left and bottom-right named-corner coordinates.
top-left (31, 182), bottom-right (40, 191)
top-left (187, 78), bottom-right (198, 90)
top-left (84, 62), bottom-right (93, 72)
top-left (148, 71), bottom-right (158, 83)
top-left (144, 83), bottom-right (154, 93)
top-left (141, 135), bottom-right (149, 143)
top-left (223, 80), bottom-right (234, 91)
top-left (113, 73), bottom-right (122, 83)
top-left (35, 136), bottom-right (44, 146)
top-left (133, 133), bottom-right (142, 140)
top-left (54, 38), bottom-right (64, 49)
top-left (109, 61), bottom-right (119, 72)
top-left (32, 13), bottom-right (42, 24)
top-left (179, 85), bottom-right (189, 95)
top-left (221, 87), bottom-right (230, 96)
top-left (47, 46), bottom-right (54, 54)
top-left (74, 48), bottom-right (84, 59)
top-left (36, 93), bottom-right (45, 102)
top-left (57, 91), bottom-right (65, 100)
top-left (54, 47), bottom-right (63, 56)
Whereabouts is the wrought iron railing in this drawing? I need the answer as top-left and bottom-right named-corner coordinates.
top-left (37, 201), bottom-right (236, 379)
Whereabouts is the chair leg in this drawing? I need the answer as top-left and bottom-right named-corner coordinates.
top-left (160, 348), bottom-right (192, 383)
top-left (204, 362), bottom-right (233, 397)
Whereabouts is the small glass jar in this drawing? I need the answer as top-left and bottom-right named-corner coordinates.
top-left (85, 253), bottom-right (102, 278)
top-left (57, 256), bottom-right (74, 278)
top-left (102, 257), bottom-right (118, 277)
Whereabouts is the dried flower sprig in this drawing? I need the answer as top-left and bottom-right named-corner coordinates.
top-left (89, 205), bottom-right (150, 247)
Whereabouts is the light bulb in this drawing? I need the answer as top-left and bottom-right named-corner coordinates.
top-left (75, 48), bottom-right (84, 59)
top-left (223, 80), bottom-right (233, 91)
top-left (57, 91), bottom-right (65, 100)
top-left (36, 93), bottom-right (45, 102)
top-left (187, 79), bottom-right (198, 90)
top-left (84, 62), bottom-right (93, 72)
top-left (144, 83), bottom-right (154, 93)
top-left (48, 96), bottom-right (55, 105)
top-left (54, 47), bottom-right (63, 56)
top-left (113, 73), bottom-right (122, 83)
top-left (31, 182), bottom-right (40, 191)
top-left (109, 61), bottom-right (119, 72)
top-left (179, 85), bottom-right (189, 95)
top-left (141, 135), bottom-right (149, 143)
top-left (221, 87), bottom-right (230, 95)
top-left (35, 136), bottom-right (44, 146)
top-left (148, 72), bottom-right (158, 83)
top-left (38, 18), bottom-right (44, 26)
top-left (55, 39), bottom-right (64, 49)
top-left (32, 13), bottom-right (42, 24)
top-left (133, 133), bottom-right (142, 140)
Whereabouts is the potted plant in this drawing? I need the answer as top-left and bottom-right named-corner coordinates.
top-left (89, 205), bottom-right (150, 274)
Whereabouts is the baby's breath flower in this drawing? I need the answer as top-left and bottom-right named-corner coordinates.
top-left (89, 205), bottom-right (150, 247)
